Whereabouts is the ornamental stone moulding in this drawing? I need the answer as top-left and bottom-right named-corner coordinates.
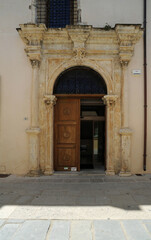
top-left (115, 25), bottom-right (143, 65)
top-left (17, 23), bottom-right (143, 176)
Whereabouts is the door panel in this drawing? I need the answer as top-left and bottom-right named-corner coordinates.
top-left (57, 125), bottom-right (76, 144)
top-left (54, 98), bottom-right (80, 171)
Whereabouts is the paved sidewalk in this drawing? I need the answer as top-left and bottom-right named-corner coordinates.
top-left (1, 219), bottom-right (151, 240)
top-left (0, 174), bottom-right (151, 239)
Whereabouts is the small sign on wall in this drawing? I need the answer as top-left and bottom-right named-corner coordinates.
top-left (132, 70), bottom-right (141, 75)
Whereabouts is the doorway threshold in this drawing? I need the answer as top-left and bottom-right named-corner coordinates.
top-left (54, 170), bottom-right (105, 176)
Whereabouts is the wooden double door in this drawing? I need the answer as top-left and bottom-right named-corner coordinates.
top-left (54, 98), bottom-right (80, 171)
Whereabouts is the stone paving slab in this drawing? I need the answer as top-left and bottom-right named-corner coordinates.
top-left (0, 219), bottom-right (151, 240)
top-left (47, 220), bottom-right (70, 240)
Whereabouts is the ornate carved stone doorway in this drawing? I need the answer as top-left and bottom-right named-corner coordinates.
top-left (18, 24), bottom-right (143, 176)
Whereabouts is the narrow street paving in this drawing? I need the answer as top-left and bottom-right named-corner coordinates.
top-left (0, 174), bottom-right (151, 239)
top-left (1, 219), bottom-right (151, 240)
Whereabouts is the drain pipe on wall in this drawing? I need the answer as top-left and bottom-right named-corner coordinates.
top-left (143, 0), bottom-right (147, 171)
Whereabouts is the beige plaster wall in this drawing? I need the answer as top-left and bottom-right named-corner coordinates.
top-left (0, 0), bottom-right (32, 174)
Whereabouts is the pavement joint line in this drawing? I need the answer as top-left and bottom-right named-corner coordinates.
top-left (91, 220), bottom-right (95, 240)
top-left (142, 221), bottom-right (151, 237)
top-left (45, 220), bottom-right (52, 240)
top-left (120, 220), bottom-right (129, 240)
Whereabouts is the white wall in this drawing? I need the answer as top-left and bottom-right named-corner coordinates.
top-left (0, 0), bottom-right (32, 174)
top-left (80, 0), bottom-right (143, 27)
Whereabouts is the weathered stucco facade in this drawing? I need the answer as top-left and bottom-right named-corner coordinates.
top-left (0, 0), bottom-right (151, 175)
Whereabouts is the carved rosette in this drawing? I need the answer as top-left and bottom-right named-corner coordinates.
top-left (73, 48), bottom-right (86, 60)
top-left (43, 95), bottom-right (57, 107)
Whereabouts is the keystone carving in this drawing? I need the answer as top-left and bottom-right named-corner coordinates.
top-left (67, 26), bottom-right (91, 47)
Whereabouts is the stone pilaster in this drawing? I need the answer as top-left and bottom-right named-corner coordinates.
top-left (26, 59), bottom-right (41, 176)
top-left (103, 95), bottom-right (118, 175)
top-left (119, 128), bottom-right (133, 176)
top-left (120, 60), bottom-right (133, 176)
top-left (43, 95), bottom-right (57, 175)
top-left (26, 128), bottom-right (40, 176)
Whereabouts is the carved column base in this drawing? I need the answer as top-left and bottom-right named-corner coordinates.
top-left (27, 169), bottom-right (40, 177)
top-left (26, 128), bottom-right (40, 175)
top-left (44, 168), bottom-right (54, 176)
top-left (119, 171), bottom-right (132, 177)
top-left (106, 170), bottom-right (115, 176)
top-left (119, 128), bottom-right (133, 176)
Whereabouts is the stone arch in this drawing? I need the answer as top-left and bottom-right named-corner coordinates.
top-left (53, 66), bottom-right (107, 94)
top-left (47, 59), bottom-right (114, 95)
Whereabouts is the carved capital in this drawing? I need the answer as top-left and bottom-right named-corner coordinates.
top-left (103, 95), bottom-right (118, 107)
top-left (120, 60), bottom-right (129, 69)
top-left (30, 59), bottom-right (40, 68)
top-left (43, 95), bottom-right (57, 107)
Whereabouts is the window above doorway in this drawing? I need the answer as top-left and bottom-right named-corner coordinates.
top-left (37, 0), bottom-right (78, 28)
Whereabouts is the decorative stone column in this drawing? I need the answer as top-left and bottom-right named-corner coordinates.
top-left (103, 95), bottom-right (118, 175)
top-left (43, 95), bottom-right (57, 175)
top-left (26, 59), bottom-right (41, 176)
top-left (119, 61), bottom-right (133, 176)
top-left (115, 25), bottom-right (143, 176)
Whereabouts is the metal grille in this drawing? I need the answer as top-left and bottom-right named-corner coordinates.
top-left (53, 67), bottom-right (107, 94)
top-left (37, 0), bottom-right (48, 25)
top-left (37, 0), bottom-right (77, 27)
